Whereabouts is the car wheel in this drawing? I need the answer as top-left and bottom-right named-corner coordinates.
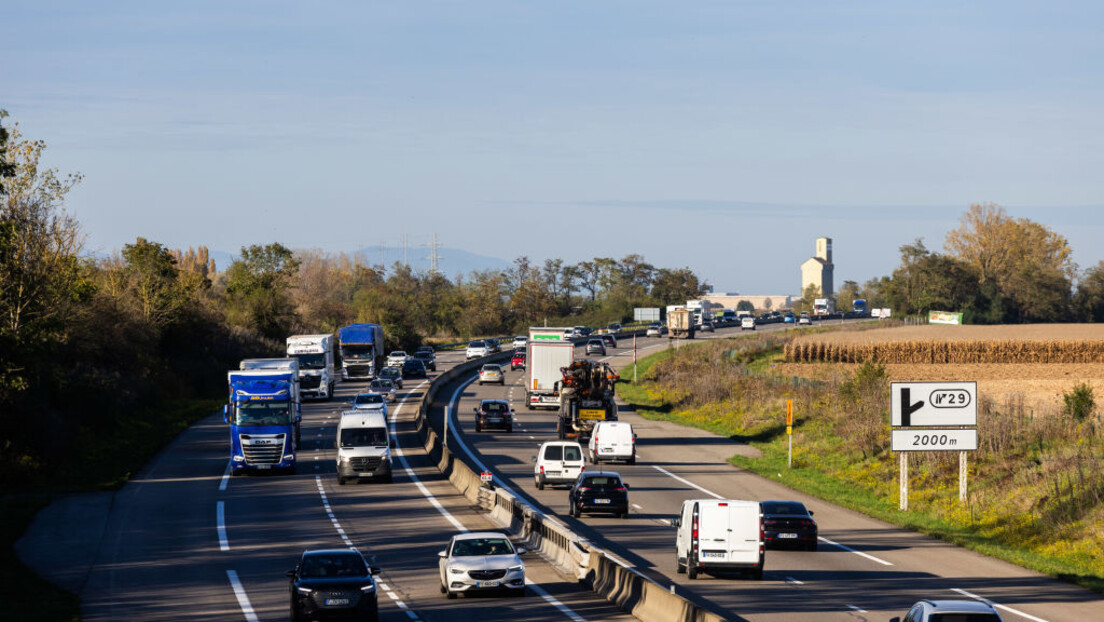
top-left (475, 423), bottom-right (482, 433)
top-left (446, 589), bottom-right (457, 600)
top-left (506, 426), bottom-right (513, 433)
top-left (676, 554), bottom-right (686, 574)
top-left (807, 541), bottom-right (818, 552)
top-left (536, 475), bottom-right (545, 490)
top-left (619, 510), bottom-right (628, 519)
top-left (338, 476), bottom-right (346, 485)
top-left (513, 586), bottom-right (526, 597)
top-left (627, 456), bottom-right (636, 465)
top-left (289, 604), bottom-right (305, 622)
top-left (752, 567), bottom-right (764, 580)
top-left (382, 473), bottom-right (393, 484)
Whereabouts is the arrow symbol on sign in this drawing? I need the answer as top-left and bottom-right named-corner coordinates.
top-left (900, 388), bottom-right (924, 426)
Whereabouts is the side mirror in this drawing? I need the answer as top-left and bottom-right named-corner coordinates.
top-left (671, 517), bottom-right (681, 528)
top-left (474, 408), bottom-right (479, 413)
top-left (437, 551), bottom-right (447, 559)
top-left (623, 483), bottom-right (630, 489)
top-left (389, 438), bottom-right (395, 449)
top-left (531, 456), bottom-right (537, 463)
top-left (334, 441), bottom-right (339, 449)
top-left (285, 569), bottom-right (297, 579)
top-left (809, 510), bottom-right (815, 516)
top-left (222, 405), bottom-right (230, 424)
top-left (890, 618), bottom-right (901, 622)
top-left (369, 566), bottom-right (381, 576)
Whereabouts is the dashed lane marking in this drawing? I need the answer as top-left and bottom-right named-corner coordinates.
top-left (226, 570), bottom-right (259, 622)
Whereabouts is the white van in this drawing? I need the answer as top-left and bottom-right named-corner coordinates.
top-left (673, 499), bottom-right (764, 580)
top-left (532, 441), bottom-right (585, 490)
top-left (335, 411), bottom-right (393, 485)
top-left (588, 421), bottom-right (636, 464)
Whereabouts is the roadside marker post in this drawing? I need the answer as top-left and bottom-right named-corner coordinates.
top-left (633, 334), bottom-right (638, 383)
top-left (786, 399), bottom-right (793, 469)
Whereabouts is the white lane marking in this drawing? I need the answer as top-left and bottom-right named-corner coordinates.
top-left (817, 536), bottom-right (893, 566)
top-left (405, 611), bottom-right (419, 620)
top-left (314, 476), bottom-right (353, 547)
top-left (526, 579), bottom-right (588, 622)
top-left (786, 576), bottom-right (805, 585)
top-left (219, 461), bottom-right (231, 491)
top-left (651, 465), bottom-right (724, 499)
top-left (845, 604), bottom-right (867, 613)
top-left (658, 518), bottom-right (671, 526)
top-left (216, 501), bottom-right (229, 551)
top-left (631, 503), bottom-right (643, 510)
top-left (389, 380), bottom-right (468, 533)
top-left (950, 588), bottom-right (1049, 622)
top-left (226, 569), bottom-right (260, 622)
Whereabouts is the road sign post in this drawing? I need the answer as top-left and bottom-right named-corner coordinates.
top-left (633, 334), bottom-right (638, 383)
top-left (890, 382), bottom-right (977, 509)
top-left (786, 399), bottom-right (793, 469)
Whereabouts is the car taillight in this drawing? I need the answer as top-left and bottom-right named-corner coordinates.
top-left (580, 466), bottom-right (585, 472)
top-left (539, 466), bottom-right (544, 474)
top-left (577, 487), bottom-right (589, 493)
top-left (615, 487), bottom-right (626, 492)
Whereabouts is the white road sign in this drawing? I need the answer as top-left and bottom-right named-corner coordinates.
top-left (892, 428), bottom-right (978, 452)
top-left (891, 381), bottom-right (977, 427)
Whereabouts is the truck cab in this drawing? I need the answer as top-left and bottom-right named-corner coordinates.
top-left (225, 369), bottom-right (302, 475)
top-left (287, 334), bottom-right (336, 400)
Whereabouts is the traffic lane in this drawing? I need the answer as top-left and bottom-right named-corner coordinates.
top-left (458, 373), bottom-right (896, 620)
top-left (80, 414), bottom-right (248, 621)
top-left (332, 363), bottom-right (634, 622)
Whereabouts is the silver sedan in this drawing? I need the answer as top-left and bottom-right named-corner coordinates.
top-left (438, 532), bottom-right (526, 598)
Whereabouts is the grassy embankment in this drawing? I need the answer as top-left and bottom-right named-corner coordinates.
top-left (1, 398), bottom-right (224, 622)
top-left (618, 330), bottom-right (1104, 593)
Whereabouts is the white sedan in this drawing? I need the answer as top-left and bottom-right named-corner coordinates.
top-left (438, 532), bottom-right (526, 598)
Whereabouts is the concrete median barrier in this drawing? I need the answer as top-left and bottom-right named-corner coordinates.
top-left (414, 344), bottom-right (729, 622)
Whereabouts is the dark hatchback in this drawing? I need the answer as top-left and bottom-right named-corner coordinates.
top-left (287, 549), bottom-right (380, 621)
top-left (569, 471), bottom-right (629, 518)
top-left (377, 366), bottom-right (403, 388)
top-left (760, 500), bottom-right (818, 551)
top-left (413, 349), bottom-right (436, 371)
top-left (402, 358), bottom-right (427, 379)
top-left (474, 399), bottom-right (514, 432)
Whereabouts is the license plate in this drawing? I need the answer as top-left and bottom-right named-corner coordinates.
top-left (779, 533), bottom-right (798, 539)
top-left (487, 418), bottom-right (501, 422)
top-left (595, 498), bottom-right (610, 504)
top-left (358, 472), bottom-right (374, 477)
top-left (476, 580), bottom-right (500, 588)
top-left (324, 598), bottom-right (350, 606)
top-left (600, 448), bottom-right (613, 453)
top-left (701, 551), bottom-right (725, 559)
top-left (255, 464), bottom-right (271, 470)
top-left (545, 471), bottom-right (561, 476)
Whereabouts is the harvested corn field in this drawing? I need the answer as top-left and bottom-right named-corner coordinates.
top-left (784, 324), bottom-right (1104, 364)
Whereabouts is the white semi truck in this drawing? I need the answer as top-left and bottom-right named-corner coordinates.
top-left (526, 327), bottom-right (576, 410)
top-left (286, 334), bottom-right (336, 400)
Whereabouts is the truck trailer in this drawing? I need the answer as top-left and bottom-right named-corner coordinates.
top-left (225, 369), bottom-right (302, 475)
top-left (526, 327), bottom-right (576, 410)
top-left (667, 308), bottom-right (696, 339)
top-left (287, 334), bottom-right (336, 400)
top-left (338, 323), bottom-right (385, 380)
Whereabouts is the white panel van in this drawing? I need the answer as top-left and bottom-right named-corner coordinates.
top-left (674, 499), bottom-right (764, 580)
top-left (335, 410), bottom-right (392, 484)
top-left (588, 421), bottom-right (636, 464)
top-left (532, 441), bottom-right (585, 490)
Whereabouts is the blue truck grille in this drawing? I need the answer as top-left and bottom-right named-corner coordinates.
top-left (241, 434), bottom-right (286, 464)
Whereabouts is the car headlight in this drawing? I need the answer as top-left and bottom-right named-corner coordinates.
top-left (338, 456), bottom-right (349, 463)
top-left (360, 583), bottom-right (376, 593)
top-left (448, 566), bottom-right (465, 575)
top-left (296, 586), bottom-right (312, 595)
top-left (508, 564), bottom-right (524, 572)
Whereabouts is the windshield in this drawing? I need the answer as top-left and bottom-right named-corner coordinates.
top-left (390, 351), bottom-right (406, 358)
top-left (340, 427), bottom-right (388, 448)
top-left (234, 401), bottom-right (293, 426)
top-left (414, 351), bottom-right (432, 360)
top-left (299, 554), bottom-right (368, 578)
top-left (481, 402), bottom-right (508, 413)
top-left (369, 380), bottom-right (392, 390)
top-left (582, 476), bottom-right (622, 489)
top-left (761, 502), bottom-right (807, 515)
top-left (291, 352), bottom-right (326, 370)
top-left (354, 394), bottom-right (383, 405)
top-left (379, 367), bottom-right (400, 379)
top-left (451, 538), bottom-right (514, 557)
top-left (482, 365), bottom-right (500, 372)
top-left (469, 341), bottom-right (485, 348)
top-left (342, 345), bottom-right (374, 360)
top-left (929, 616), bottom-right (1001, 622)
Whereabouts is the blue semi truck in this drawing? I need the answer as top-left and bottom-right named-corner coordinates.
top-left (338, 323), bottom-right (385, 381)
top-left (225, 368), bottom-right (302, 475)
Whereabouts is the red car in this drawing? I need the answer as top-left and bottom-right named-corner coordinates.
top-left (510, 349), bottom-right (526, 370)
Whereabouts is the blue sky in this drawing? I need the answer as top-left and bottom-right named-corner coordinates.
top-left (5, 1), bottom-right (1104, 293)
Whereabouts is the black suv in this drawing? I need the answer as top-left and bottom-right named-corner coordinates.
top-left (402, 358), bottom-right (427, 379)
top-left (569, 471), bottom-right (629, 518)
top-left (287, 548), bottom-right (380, 622)
top-left (474, 399), bottom-right (513, 433)
top-left (412, 349), bottom-right (436, 371)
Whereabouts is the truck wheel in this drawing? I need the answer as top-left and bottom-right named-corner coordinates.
top-left (382, 473), bottom-right (393, 484)
top-left (475, 422), bottom-right (482, 433)
top-left (627, 456), bottom-right (636, 465)
top-left (231, 469), bottom-right (243, 477)
top-left (752, 567), bottom-right (764, 580)
top-left (676, 554), bottom-right (686, 574)
top-left (338, 476), bottom-right (346, 485)
top-left (536, 475), bottom-right (545, 491)
top-left (687, 562), bottom-right (699, 580)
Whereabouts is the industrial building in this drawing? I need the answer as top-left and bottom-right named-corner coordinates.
top-left (800, 237), bottom-right (834, 298)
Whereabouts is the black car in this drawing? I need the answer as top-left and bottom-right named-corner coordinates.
top-left (474, 399), bottom-right (513, 433)
top-left (412, 349), bottom-right (437, 371)
top-left (402, 358), bottom-right (427, 379)
top-left (377, 366), bottom-right (403, 389)
top-left (287, 548), bottom-right (381, 622)
top-left (568, 471), bottom-right (629, 518)
top-left (760, 500), bottom-right (818, 551)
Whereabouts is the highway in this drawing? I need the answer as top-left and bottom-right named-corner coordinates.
top-left (437, 323), bottom-right (1104, 622)
top-left (21, 320), bottom-right (1104, 621)
top-left (68, 347), bottom-right (635, 622)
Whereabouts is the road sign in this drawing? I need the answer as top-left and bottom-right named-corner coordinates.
top-left (891, 429), bottom-right (978, 452)
top-left (480, 471), bottom-right (493, 483)
top-left (891, 382), bottom-right (977, 427)
top-left (786, 399), bottom-right (793, 426)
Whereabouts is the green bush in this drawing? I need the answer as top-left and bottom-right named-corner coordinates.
top-left (1063, 383), bottom-right (1096, 421)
